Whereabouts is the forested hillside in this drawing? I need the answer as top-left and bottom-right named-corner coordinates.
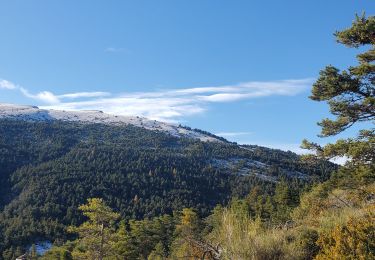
top-left (23, 14), bottom-right (374, 260)
top-left (0, 119), bottom-right (333, 257)
top-left (0, 10), bottom-right (373, 260)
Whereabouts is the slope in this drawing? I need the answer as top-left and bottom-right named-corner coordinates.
top-left (0, 112), bottom-right (335, 253)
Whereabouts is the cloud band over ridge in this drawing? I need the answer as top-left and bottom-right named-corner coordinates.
top-left (0, 78), bottom-right (312, 122)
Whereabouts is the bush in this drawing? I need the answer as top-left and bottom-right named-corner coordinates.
top-left (315, 205), bottom-right (375, 260)
top-left (208, 202), bottom-right (303, 260)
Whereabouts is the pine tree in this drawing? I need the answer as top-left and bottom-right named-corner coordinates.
top-left (272, 180), bottom-right (294, 224)
top-left (302, 14), bottom-right (374, 167)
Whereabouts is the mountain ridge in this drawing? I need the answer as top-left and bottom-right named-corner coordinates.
top-left (0, 103), bottom-right (224, 142)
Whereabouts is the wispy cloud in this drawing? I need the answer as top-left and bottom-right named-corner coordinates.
top-left (104, 47), bottom-right (129, 53)
top-left (0, 79), bottom-right (17, 90)
top-left (215, 132), bottom-right (253, 137)
top-left (0, 78), bottom-right (312, 122)
top-left (58, 92), bottom-right (111, 99)
top-left (20, 87), bottom-right (60, 104)
top-left (19, 87), bottom-right (110, 104)
top-left (0, 78), bottom-right (111, 105)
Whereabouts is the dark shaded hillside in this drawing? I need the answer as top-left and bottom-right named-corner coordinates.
top-left (0, 119), bottom-right (335, 253)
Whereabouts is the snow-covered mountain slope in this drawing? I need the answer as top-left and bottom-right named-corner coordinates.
top-left (0, 103), bottom-right (223, 142)
top-left (211, 158), bottom-right (310, 183)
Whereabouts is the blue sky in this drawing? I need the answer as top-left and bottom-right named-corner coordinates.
top-left (0, 0), bottom-right (373, 153)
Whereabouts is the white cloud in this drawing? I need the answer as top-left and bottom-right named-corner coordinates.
top-left (176, 79), bottom-right (311, 98)
top-left (215, 132), bottom-right (253, 137)
top-left (200, 93), bottom-right (252, 102)
top-left (35, 91), bottom-right (60, 104)
top-left (58, 92), bottom-right (110, 99)
top-left (0, 79), bottom-right (17, 89)
top-left (20, 87), bottom-right (60, 104)
top-left (2, 78), bottom-right (312, 121)
top-left (20, 89), bottom-right (111, 105)
top-left (0, 79), bottom-right (111, 105)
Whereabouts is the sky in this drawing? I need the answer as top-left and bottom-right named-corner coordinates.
top-left (0, 0), bottom-right (373, 154)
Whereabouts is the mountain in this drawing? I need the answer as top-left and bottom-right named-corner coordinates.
top-left (0, 103), bottom-right (336, 253)
top-left (0, 103), bottom-right (224, 142)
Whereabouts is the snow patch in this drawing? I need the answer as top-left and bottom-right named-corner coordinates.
top-left (0, 103), bottom-right (222, 142)
top-left (210, 157), bottom-right (310, 182)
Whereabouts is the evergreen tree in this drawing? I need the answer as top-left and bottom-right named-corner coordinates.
top-left (297, 14), bottom-right (375, 259)
top-left (272, 180), bottom-right (297, 224)
top-left (68, 198), bottom-right (120, 260)
top-left (302, 14), bottom-right (374, 167)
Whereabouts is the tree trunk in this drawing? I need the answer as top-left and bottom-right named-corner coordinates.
top-left (99, 223), bottom-right (104, 260)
